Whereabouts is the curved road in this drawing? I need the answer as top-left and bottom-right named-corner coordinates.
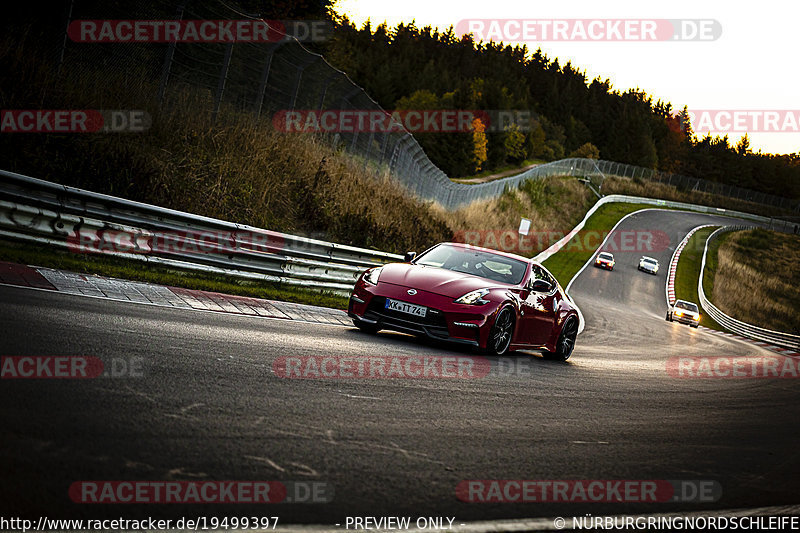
top-left (1, 209), bottom-right (799, 525)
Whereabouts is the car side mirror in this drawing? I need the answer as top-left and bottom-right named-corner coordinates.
top-left (404, 251), bottom-right (416, 263)
top-left (530, 279), bottom-right (553, 293)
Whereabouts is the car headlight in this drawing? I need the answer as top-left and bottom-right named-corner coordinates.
top-left (675, 310), bottom-right (683, 316)
top-left (694, 314), bottom-right (700, 321)
top-left (363, 266), bottom-right (383, 286)
top-left (455, 288), bottom-right (490, 305)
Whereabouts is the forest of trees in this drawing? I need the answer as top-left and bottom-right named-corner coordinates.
top-left (3, 1), bottom-right (797, 201)
top-left (320, 17), bottom-right (800, 200)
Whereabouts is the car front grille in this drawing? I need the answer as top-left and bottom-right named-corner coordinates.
top-left (364, 297), bottom-right (450, 338)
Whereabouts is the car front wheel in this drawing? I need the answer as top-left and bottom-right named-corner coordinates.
top-left (487, 307), bottom-right (514, 356)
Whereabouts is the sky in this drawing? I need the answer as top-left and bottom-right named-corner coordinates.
top-left (332, 0), bottom-right (799, 156)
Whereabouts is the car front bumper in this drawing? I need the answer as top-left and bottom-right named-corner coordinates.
top-left (348, 281), bottom-right (503, 348)
top-left (673, 313), bottom-right (700, 326)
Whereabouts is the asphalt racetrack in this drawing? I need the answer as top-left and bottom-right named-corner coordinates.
top-left (1, 209), bottom-right (799, 525)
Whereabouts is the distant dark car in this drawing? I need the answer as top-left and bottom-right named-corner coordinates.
top-left (638, 256), bottom-right (660, 275)
top-left (667, 299), bottom-right (701, 327)
top-left (594, 252), bottom-right (615, 270)
top-left (348, 243), bottom-right (580, 360)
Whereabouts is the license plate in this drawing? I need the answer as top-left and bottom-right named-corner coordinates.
top-left (385, 298), bottom-right (427, 317)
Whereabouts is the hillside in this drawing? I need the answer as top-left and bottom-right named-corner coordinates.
top-left (322, 17), bottom-right (800, 200)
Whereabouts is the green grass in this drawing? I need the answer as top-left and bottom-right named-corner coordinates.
top-left (672, 227), bottom-right (725, 331)
top-left (706, 229), bottom-right (800, 333)
top-left (0, 238), bottom-right (350, 310)
top-left (542, 202), bottom-right (663, 286)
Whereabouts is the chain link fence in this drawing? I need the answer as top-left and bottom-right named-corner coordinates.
top-left (52, 0), bottom-right (799, 213)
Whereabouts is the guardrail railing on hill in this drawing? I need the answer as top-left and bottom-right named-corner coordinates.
top-left (0, 169), bottom-right (402, 294)
top-left (698, 226), bottom-right (800, 350)
top-left (532, 194), bottom-right (780, 265)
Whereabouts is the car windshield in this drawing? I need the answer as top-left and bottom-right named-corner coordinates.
top-left (415, 244), bottom-right (528, 285)
top-left (643, 258), bottom-right (658, 265)
top-left (599, 253), bottom-right (613, 260)
top-left (676, 301), bottom-right (699, 312)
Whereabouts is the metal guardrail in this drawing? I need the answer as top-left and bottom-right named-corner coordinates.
top-left (533, 193), bottom-right (780, 264)
top-left (0, 169), bottom-right (403, 294)
top-left (664, 224), bottom-right (715, 307)
top-left (536, 196), bottom-right (785, 337)
top-left (698, 226), bottom-right (800, 350)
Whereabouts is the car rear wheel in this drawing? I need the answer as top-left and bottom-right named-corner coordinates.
top-left (543, 316), bottom-right (578, 361)
top-left (487, 307), bottom-right (514, 356)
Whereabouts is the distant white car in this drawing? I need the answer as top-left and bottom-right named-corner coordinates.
top-left (667, 299), bottom-right (701, 328)
top-left (638, 256), bottom-right (659, 274)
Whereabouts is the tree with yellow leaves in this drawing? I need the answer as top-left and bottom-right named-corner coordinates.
top-left (472, 117), bottom-right (488, 172)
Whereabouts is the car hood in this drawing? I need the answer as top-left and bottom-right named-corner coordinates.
top-left (377, 262), bottom-right (512, 298)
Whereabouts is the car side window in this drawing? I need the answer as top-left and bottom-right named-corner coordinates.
top-left (530, 265), bottom-right (556, 291)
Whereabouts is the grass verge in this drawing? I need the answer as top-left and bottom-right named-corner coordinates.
top-left (673, 227), bottom-right (725, 331)
top-left (541, 202), bottom-right (663, 286)
top-left (706, 228), bottom-right (800, 333)
top-left (0, 238), bottom-right (350, 310)
top-left (602, 176), bottom-right (794, 219)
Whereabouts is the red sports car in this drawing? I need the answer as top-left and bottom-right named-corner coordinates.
top-left (348, 242), bottom-right (580, 360)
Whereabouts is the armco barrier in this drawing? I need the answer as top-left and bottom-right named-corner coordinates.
top-left (1, 167), bottom-right (795, 341)
top-left (532, 194), bottom-right (780, 264)
top-left (698, 227), bottom-right (800, 350)
top-left (0, 169), bottom-right (403, 294)
top-left (664, 224), bottom-right (715, 307)
top-left (533, 196), bottom-right (779, 338)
